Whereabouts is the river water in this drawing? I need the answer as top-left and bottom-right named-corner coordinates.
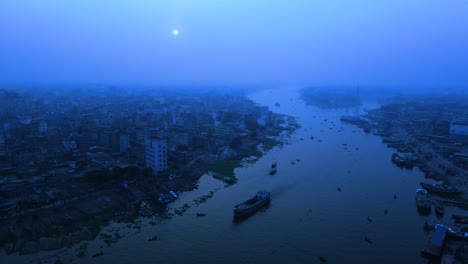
top-left (5, 87), bottom-right (437, 263)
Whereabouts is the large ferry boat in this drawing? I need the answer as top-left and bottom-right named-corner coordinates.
top-left (233, 190), bottom-right (270, 221)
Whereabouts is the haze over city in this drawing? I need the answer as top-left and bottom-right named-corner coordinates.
top-left (1, 0), bottom-right (467, 87)
top-left (1, 1), bottom-right (468, 264)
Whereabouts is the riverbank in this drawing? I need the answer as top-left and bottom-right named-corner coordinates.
top-left (339, 99), bottom-right (467, 199)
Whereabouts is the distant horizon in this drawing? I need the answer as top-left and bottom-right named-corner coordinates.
top-left (1, 1), bottom-right (467, 87)
top-left (0, 81), bottom-right (466, 92)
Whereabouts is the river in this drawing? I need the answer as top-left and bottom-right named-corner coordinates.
top-left (5, 87), bottom-right (438, 263)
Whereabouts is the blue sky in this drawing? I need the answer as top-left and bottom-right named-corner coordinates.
top-left (0, 0), bottom-right (467, 87)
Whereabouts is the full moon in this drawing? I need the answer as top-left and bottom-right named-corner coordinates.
top-left (172, 29), bottom-right (180, 36)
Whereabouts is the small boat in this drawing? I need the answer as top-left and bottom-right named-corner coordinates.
top-left (447, 229), bottom-right (468, 240)
top-left (148, 235), bottom-right (158, 241)
top-left (435, 204), bottom-right (444, 216)
top-left (92, 250), bottom-right (104, 258)
top-left (233, 190), bottom-right (270, 221)
top-left (423, 220), bottom-right (434, 231)
top-left (452, 214), bottom-right (468, 220)
top-left (364, 236), bottom-right (373, 244)
top-left (271, 162), bottom-right (277, 169)
top-left (454, 218), bottom-right (468, 224)
top-left (197, 213), bottom-right (206, 217)
top-left (391, 153), bottom-right (415, 169)
top-left (269, 168), bottom-right (277, 175)
top-left (169, 191), bottom-right (178, 198)
top-left (415, 188), bottom-right (431, 211)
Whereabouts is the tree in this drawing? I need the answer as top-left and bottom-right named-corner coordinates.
top-left (230, 137), bottom-right (243, 149)
top-left (176, 144), bottom-right (189, 151)
top-left (244, 116), bottom-right (259, 131)
top-left (143, 167), bottom-right (153, 177)
top-left (84, 169), bottom-right (111, 185)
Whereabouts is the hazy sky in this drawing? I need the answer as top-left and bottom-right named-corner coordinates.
top-left (1, 0), bottom-right (467, 87)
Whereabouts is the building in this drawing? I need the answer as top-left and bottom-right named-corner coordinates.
top-left (0, 132), bottom-right (5, 156)
top-left (450, 122), bottom-right (468, 143)
top-left (136, 129), bottom-right (147, 145)
top-left (145, 138), bottom-right (167, 176)
top-left (63, 136), bottom-right (77, 152)
top-left (214, 123), bottom-right (233, 139)
top-left (100, 129), bottom-right (120, 152)
top-left (38, 121), bottom-right (48, 134)
top-left (171, 132), bottom-right (192, 147)
top-left (119, 134), bottom-right (130, 152)
top-left (422, 224), bottom-right (448, 257)
top-left (75, 132), bottom-right (91, 153)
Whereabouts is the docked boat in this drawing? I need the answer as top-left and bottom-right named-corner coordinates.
top-left (233, 190), bottom-right (270, 220)
top-left (452, 214), bottom-right (468, 220)
top-left (435, 204), bottom-right (444, 216)
top-left (415, 188), bottom-right (432, 210)
top-left (391, 153), bottom-right (416, 169)
top-left (420, 182), bottom-right (463, 195)
top-left (447, 229), bottom-right (468, 240)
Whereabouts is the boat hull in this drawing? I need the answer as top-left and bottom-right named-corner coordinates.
top-left (233, 199), bottom-right (270, 221)
top-left (233, 191), bottom-right (271, 221)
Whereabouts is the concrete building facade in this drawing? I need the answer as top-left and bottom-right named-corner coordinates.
top-left (145, 138), bottom-right (167, 175)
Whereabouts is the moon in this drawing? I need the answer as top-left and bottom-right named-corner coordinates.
top-left (172, 29), bottom-right (180, 36)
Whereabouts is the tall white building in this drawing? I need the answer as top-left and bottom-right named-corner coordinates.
top-left (145, 138), bottom-right (167, 175)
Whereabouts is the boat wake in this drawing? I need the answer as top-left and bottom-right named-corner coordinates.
top-left (269, 183), bottom-right (297, 197)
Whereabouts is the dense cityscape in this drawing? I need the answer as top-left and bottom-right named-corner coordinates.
top-left (0, 86), bottom-right (297, 255)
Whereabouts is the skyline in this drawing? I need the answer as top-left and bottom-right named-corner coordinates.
top-left (1, 0), bottom-right (467, 88)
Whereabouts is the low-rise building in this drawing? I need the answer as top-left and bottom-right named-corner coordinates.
top-left (120, 134), bottom-right (130, 152)
top-left (450, 122), bottom-right (468, 143)
top-left (0, 131), bottom-right (6, 156)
